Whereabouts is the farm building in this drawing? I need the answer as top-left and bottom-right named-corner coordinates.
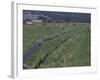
top-left (24, 19), bottom-right (43, 24)
top-left (23, 12), bottom-right (43, 24)
top-left (32, 20), bottom-right (43, 23)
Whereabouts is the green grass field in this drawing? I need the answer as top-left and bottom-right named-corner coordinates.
top-left (23, 23), bottom-right (90, 69)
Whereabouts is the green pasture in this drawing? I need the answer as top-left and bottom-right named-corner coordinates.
top-left (23, 23), bottom-right (90, 69)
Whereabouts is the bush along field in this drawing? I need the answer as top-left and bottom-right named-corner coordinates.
top-left (23, 23), bottom-right (90, 69)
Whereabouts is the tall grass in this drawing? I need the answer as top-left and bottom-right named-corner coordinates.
top-left (23, 23), bottom-right (90, 69)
